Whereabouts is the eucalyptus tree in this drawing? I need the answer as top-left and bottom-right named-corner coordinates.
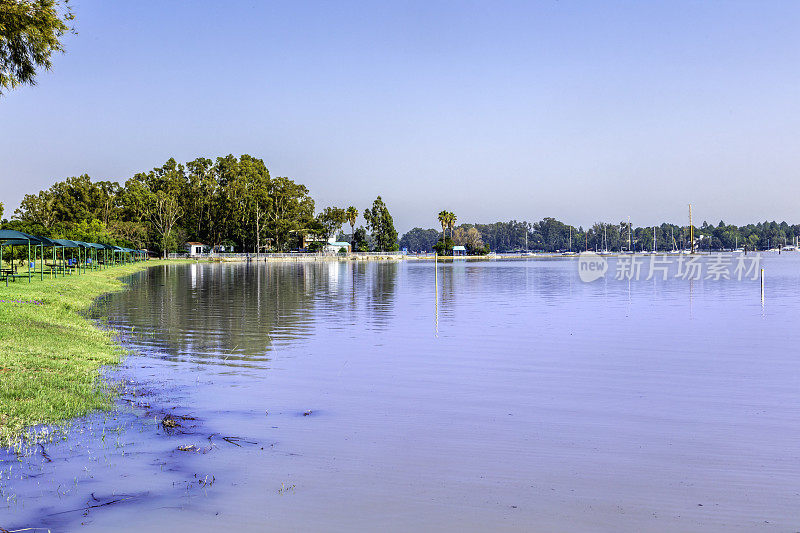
top-left (316, 206), bottom-right (347, 241)
top-left (266, 176), bottom-right (315, 250)
top-left (124, 158), bottom-right (187, 257)
top-left (14, 189), bottom-right (56, 228)
top-left (184, 157), bottom-right (216, 241)
top-left (0, 0), bottom-right (74, 95)
top-left (233, 155), bottom-right (271, 253)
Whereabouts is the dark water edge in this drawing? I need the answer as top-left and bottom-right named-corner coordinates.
top-left (2, 257), bottom-right (800, 532)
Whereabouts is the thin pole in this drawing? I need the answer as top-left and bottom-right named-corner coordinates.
top-left (28, 240), bottom-right (31, 282)
top-left (689, 204), bottom-right (694, 254)
top-left (628, 217), bottom-right (632, 251)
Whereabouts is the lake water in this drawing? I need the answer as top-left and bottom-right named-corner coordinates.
top-left (2, 257), bottom-right (800, 531)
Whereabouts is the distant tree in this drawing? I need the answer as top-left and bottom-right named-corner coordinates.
top-left (447, 211), bottom-right (457, 240)
top-left (0, 0), bottom-right (75, 95)
top-left (14, 189), bottom-right (56, 228)
top-left (265, 176), bottom-right (315, 250)
top-left (316, 206), bottom-right (347, 241)
top-left (433, 237), bottom-right (454, 255)
top-left (124, 158), bottom-right (186, 257)
top-left (229, 155), bottom-right (271, 253)
top-left (351, 226), bottom-right (369, 252)
top-left (453, 225), bottom-right (486, 254)
top-left (345, 206), bottom-right (358, 242)
top-left (107, 219), bottom-right (147, 250)
top-left (363, 196), bottom-right (398, 251)
top-left (399, 227), bottom-right (440, 252)
top-left (437, 210), bottom-right (448, 240)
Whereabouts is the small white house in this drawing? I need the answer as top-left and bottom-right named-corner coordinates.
top-left (186, 242), bottom-right (208, 257)
top-left (325, 241), bottom-right (352, 254)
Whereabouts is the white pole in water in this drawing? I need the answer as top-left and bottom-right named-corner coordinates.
top-left (761, 268), bottom-right (765, 302)
top-left (434, 252), bottom-right (439, 336)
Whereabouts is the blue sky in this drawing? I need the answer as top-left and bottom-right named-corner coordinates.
top-left (2, 1), bottom-right (799, 232)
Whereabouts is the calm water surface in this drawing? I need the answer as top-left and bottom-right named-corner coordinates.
top-left (2, 257), bottom-right (800, 531)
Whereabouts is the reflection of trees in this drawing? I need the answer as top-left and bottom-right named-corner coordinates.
top-left (438, 261), bottom-right (457, 318)
top-left (365, 262), bottom-right (398, 329)
top-left (101, 263), bottom-right (322, 366)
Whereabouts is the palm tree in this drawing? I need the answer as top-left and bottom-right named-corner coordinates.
top-left (438, 210), bottom-right (448, 241)
top-left (345, 206), bottom-right (358, 245)
top-left (447, 211), bottom-right (457, 241)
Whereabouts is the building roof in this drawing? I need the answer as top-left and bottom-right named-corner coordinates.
top-left (452, 245), bottom-right (466, 251)
top-left (327, 242), bottom-right (351, 247)
top-left (186, 242), bottom-right (206, 246)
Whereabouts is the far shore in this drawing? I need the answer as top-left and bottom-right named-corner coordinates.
top-left (173, 249), bottom-right (776, 263)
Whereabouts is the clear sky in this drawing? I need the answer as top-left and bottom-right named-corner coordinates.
top-left (2, 1), bottom-right (799, 232)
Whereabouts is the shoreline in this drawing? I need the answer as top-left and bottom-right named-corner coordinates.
top-left (0, 260), bottom-right (189, 446)
top-left (0, 249), bottom-right (780, 444)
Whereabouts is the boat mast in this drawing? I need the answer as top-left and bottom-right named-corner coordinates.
top-left (689, 204), bottom-right (694, 254)
top-left (628, 216), bottom-right (632, 251)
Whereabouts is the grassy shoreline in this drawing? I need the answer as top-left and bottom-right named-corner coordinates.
top-left (0, 260), bottom-right (188, 446)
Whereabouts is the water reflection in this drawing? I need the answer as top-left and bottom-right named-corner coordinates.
top-left (4, 257), bottom-right (800, 532)
top-left (96, 263), bottom-right (334, 367)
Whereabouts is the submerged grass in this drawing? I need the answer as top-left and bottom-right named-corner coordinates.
top-left (0, 260), bottom-right (190, 446)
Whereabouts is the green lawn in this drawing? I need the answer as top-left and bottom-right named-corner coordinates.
top-left (0, 260), bottom-right (186, 446)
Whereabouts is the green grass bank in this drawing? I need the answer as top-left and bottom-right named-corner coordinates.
top-left (0, 260), bottom-right (186, 446)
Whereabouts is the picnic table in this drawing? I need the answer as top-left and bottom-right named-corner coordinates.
top-left (1, 265), bottom-right (18, 284)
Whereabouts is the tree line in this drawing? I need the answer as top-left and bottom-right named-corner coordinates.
top-left (3, 154), bottom-right (399, 256)
top-left (7, 162), bottom-right (800, 256)
top-left (400, 218), bottom-right (800, 253)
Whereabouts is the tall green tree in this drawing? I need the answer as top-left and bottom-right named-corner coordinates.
top-left (345, 206), bottom-right (358, 242)
top-left (124, 158), bottom-right (186, 257)
top-left (351, 226), bottom-right (369, 252)
top-left (316, 206), bottom-right (347, 241)
top-left (266, 176), bottom-right (315, 250)
top-left (437, 210), bottom-right (448, 240)
top-left (229, 155), bottom-right (271, 253)
top-left (14, 189), bottom-right (56, 228)
top-left (363, 196), bottom-right (398, 252)
top-left (0, 0), bottom-right (74, 95)
top-left (184, 156), bottom-right (216, 242)
top-left (447, 211), bottom-right (457, 240)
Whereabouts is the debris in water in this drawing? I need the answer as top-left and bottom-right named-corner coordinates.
top-left (161, 415), bottom-right (179, 429)
top-left (221, 436), bottom-right (257, 447)
top-left (303, 410), bottom-right (312, 416)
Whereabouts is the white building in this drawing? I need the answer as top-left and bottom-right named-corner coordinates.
top-left (186, 242), bottom-right (208, 257)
